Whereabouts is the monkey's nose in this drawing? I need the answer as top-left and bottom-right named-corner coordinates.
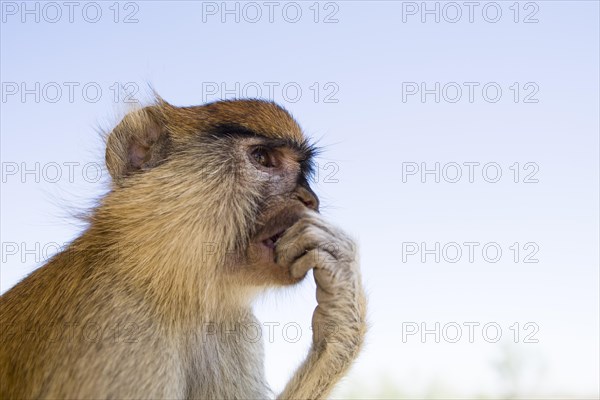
top-left (295, 186), bottom-right (320, 212)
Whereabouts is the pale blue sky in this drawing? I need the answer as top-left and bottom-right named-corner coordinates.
top-left (1, 1), bottom-right (599, 398)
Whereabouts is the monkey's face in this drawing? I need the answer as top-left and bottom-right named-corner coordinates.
top-left (105, 99), bottom-right (319, 287)
top-left (236, 136), bottom-right (320, 286)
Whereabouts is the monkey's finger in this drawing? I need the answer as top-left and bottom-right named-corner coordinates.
top-left (275, 226), bottom-right (331, 267)
top-left (288, 249), bottom-right (321, 279)
top-left (313, 265), bottom-right (342, 302)
top-left (281, 214), bottom-right (355, 260)
top-left (288, 246), bottom-right (340, 280)
top-left (275, 241), bottom-right (315, 268)
top-left (299, 210), bottom-right (339, 231)
top-left (313, 253), bottom-right (361, 301)
top-left (282, 212), bottom-right (339, 242)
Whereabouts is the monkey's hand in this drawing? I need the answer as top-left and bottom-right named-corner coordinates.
top-left (276, 210), bottom-right (367, 400)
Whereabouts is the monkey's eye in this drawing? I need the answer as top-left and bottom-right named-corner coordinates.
top-left (250, 147), bottom-right (276, 168)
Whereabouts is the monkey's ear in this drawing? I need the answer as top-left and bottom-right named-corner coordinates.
top-left (105, 106), bottom-right (170, 184)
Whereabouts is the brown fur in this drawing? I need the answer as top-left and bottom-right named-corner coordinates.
top-left (0, 97), bottom-right (367, 399)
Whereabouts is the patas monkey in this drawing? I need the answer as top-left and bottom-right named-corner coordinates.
top-left (0, 97), bottom-right (367, 399)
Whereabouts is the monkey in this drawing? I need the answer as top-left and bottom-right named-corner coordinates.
top-left (0, 97), bottom-right (367, 399)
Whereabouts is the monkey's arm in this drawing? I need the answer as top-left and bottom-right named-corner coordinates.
top-left (275, 212), bottom-right (367, 400)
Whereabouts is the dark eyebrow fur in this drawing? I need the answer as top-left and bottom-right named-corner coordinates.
top-left (210, 123), bottom-right (319, 179)
top-left (210, 123), bottom-right (260, 139)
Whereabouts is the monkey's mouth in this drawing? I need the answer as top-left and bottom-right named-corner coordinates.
top-left (255, 210), bottom-right (303, 251)
top-left (262, 230), bottom-right (285, 249)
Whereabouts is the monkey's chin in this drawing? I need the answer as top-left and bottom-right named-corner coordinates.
top-left (242, 242), bottom-right (305, 286)
top-left (247, 207), bottom-right (306, 285)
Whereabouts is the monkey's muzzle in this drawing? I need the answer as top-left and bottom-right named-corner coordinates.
top-left (263, 231), bottom-right (285, 249)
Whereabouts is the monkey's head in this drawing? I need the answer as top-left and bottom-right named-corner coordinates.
top-left (103, 98), bottom-right (319, 289)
